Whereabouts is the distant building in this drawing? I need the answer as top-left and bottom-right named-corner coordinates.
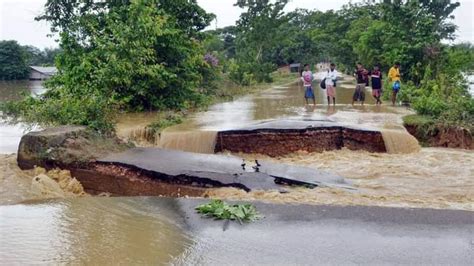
top-left (29, 66), bottom-right (57, 80)
top-left (289, 63), bottom-right (301, 73)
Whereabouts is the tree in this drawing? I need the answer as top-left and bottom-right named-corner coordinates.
top-left (233, 0), bottom-right (289, 83)
top-left (2, 0), bottom-right (215, 133)
top-left (0, 40), bottom-right (29, 80)
top-left (22, 45), bottom-right (61, 66)
top-left (37, 0), bottom-right (215, 110)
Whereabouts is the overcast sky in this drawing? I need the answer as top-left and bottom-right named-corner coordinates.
top-left (0, 0), bottom-right (473, 49)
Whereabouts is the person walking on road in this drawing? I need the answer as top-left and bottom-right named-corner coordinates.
top-left (388, 62), bottom-right (401, 106)
top-left (353, 62), bottom-right (368, 106)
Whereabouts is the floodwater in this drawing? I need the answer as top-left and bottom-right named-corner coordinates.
top-left (117, 75), bottom-right (418, 153)
top-left (145, 75), bottom-right (412, 133)
top-left (0, 80), bottom-right (44, 153)
top-left (115, 74), bottom-right (473, 212)
top-left (1, 76), bottom-right (473, 264)
top-left (0, 197), bottom-right (193, 265)
top-left (211, 147), bottom-right (474, 210)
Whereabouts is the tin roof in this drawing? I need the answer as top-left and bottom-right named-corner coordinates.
top-left (29, 66), bottom-right (57, 75)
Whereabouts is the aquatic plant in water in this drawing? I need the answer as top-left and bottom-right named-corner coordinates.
top-left (195, 199), bottom-right (262, 223)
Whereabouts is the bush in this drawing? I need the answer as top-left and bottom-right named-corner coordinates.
top-left (412, 95), bottom-right (449, 117)
top-left (1, 92), bottom-right (115, 134)
top-left (439, 96), bottom-right (474, 130)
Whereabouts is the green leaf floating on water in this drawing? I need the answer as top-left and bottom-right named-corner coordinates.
top-left (195, 199), bottom-right (262, 223)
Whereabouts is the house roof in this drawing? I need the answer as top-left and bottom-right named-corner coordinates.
top-left (29, 66), bottom-right (57, 75)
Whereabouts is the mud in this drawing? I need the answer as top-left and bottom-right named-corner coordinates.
top-left (0, 154), bottom-right (87, 204)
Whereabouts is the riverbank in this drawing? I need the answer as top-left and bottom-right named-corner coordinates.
top-left (403, 114), bottom-right (473, 149)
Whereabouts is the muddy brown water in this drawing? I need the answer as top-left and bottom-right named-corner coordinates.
top-left (1, 76), bottom-right (473, 264)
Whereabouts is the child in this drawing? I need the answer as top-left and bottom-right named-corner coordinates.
top-left (301, 64), bottom-right (315, 105)
top-left (370, 65), bottom-right (383, 105)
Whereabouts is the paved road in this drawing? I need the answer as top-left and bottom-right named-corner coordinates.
top-left (172, 198), bottom-right (474, 265)
top-left (99, 147), bottom-right (347, 190)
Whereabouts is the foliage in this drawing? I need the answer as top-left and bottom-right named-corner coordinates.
top-left (2, 0), bottom-right (215, 133)
top-left (232, 0), bottom-right (289, 83)
top-left (195, 199), bottom-right (262, 223)
top-left (1, 91), bottom-right (115, 134)
top-left (0, 40), bottom-right (30, 80)
top-left (22, 46), bottom-right (61, 66)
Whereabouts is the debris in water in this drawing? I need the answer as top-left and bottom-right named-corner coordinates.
top-left (195, 199), bottom-right (262, 223)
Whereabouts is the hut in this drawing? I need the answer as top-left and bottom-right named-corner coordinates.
top-left (29, 66), bottom-right (57, 80)
top-left (289, 63), bottom-right (301, 73)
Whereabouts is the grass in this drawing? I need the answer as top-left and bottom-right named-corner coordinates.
top-left (402, 114), bottom-right (435, 127)
top-left (195, 199), bottom-right (262, 223)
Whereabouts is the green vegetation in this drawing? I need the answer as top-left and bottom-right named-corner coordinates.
top-left (22, 46), bottom-right (61, 66)
top-left (0, 41), bottom-right (29, 80)
top-left (203, 0), bottom-right (473, 131)
top-left (195, 199), bottom-right (262, 223)
top-left (2, 0), bottom-right (217, 133)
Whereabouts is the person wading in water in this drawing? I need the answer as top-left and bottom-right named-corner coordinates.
top-left (301, 64), bottom-right (316, 105)
top-left (353, 62), bottom-right (369, 106)
top-left (388, 62), bottom-right (402, 106)
top-left (324, 63), bottom-right (338, 106)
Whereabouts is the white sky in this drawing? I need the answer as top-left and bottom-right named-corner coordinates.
top-left (0, 0), bottom-right (473, 49)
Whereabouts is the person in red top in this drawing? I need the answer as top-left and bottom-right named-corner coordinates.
top-left (370, 65), bottom-right (383, 105)
top-left (352, 62), bottom-right (369, 106)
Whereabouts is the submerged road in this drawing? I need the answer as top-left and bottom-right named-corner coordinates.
top-left (174, 198), bottom-right (474, 264)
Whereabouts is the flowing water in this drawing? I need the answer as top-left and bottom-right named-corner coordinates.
top-left (158, 130), bottom-right (218, 154)
top-left (0, 197), bottom-right (193, 265)
top-left (211, 147), bottom-right (473, 210)
top-left (1, 75), bottom-right (473, 263)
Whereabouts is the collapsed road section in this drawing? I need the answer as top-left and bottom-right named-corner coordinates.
top-left (17, 126), bottom-right (348, 196)
top-left (215, 120), bottom-right (387, 156)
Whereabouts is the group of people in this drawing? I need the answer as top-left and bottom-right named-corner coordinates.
top-left (300, 62), bottom-right (401, 106)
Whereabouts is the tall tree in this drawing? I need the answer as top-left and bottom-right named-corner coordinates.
top-left (1, 0), bottom-right (216, 133)
top-left (234, 0), bottom-right (289, 82)
top-left (0, 41), bottom-right (29, 80)
top-left (36, 0), bottom-right (215, 111)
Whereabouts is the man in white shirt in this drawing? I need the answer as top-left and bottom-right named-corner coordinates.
top-left (324, 63), bottom-right (338, 106)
